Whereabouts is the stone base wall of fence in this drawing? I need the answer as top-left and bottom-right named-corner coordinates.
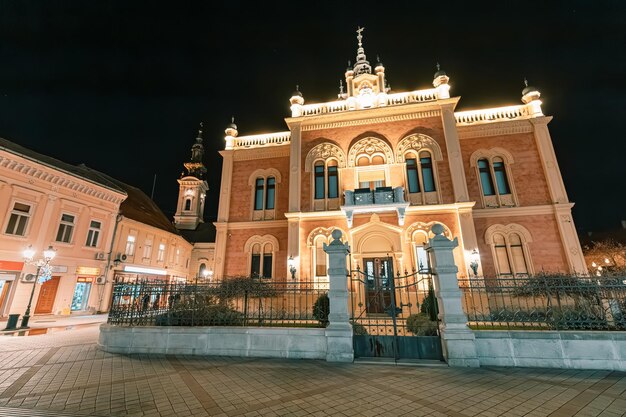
top-left (474, 330), bottom-right (626, 371)
top-left (98, 324), bottom-right (328, 359)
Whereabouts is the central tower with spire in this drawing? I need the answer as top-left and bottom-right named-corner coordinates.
top-left (174, 123), bottom-right (209, 230)
top-left (343, 27), bottom-right (388, 110)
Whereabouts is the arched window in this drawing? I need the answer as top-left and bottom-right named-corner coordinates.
top-left (311, 160), bottom-right (341, 211)
top-left (198, 263), bottom-right (206, 276)
top-left (406, 156), bottom-right (420, 193)
top-left (249, 169), bottom-right (281, 220)
top-left (478, 159), bottom-right (495, 196)
top-left (254, 178), bottom-right (264, 210)
top-left (404, 150), bottom-right (440, 205)
top-left (184, 198), bottom-right (192, 211)
top-left (265, 177), bottom-right (275, 209)
top-left (245, 235), bottom-right (279, 279)
top-left (471, 149), bottom-right (516, 208)
top-left (485, 224), bottom-right (533, 277)
top-left (314, 162), bottom-right (325, 199)
top-left (315, 237), bottom-right (327, 277)
top-left (251, 243), bottom-right (261, 278)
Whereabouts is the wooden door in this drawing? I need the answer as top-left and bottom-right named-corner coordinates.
top-left (363, 257), bottom-right (393, 314)
top-left (35, 276), bottom-right (60, 314)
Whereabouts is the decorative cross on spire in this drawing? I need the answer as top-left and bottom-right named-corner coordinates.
top-left (524, 78), bottom-right (529, 87)
top-left (356, 26), bottom-right (365, 47)
top-left (436, 62), bottom-right (441, 71)
top-left (231, 116), bottom-right (235, 124)
top-left (339, 79), bottom-right (344, 95)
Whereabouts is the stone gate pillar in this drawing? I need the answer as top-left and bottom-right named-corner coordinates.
top-left (323, 229), bottom-right (354, 362)
top-left (426, 224), bottom-right (479, 367)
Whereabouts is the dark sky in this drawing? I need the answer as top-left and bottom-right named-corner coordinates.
top-left (0, 1), bottom-right (624, 232)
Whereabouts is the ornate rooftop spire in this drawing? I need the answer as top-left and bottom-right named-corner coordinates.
top-left (184, 122), bottom-right (207, 179)
top-left (353, 26), bottom-right (371, 76)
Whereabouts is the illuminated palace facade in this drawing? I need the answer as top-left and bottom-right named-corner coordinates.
top-left (211, 30), bottom-right (587, 285)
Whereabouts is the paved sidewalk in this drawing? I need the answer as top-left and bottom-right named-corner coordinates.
top-left (0, 327), bottom-right (625, 417)
top-left (0, 314), bottom-right (107, 336)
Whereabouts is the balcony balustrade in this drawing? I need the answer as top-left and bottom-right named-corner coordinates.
top-left (341, 186), bottom-right (409, 227)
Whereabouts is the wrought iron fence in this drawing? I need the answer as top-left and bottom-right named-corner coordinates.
top-left (107, 278), bottom-right (329, 327)
top-left (460, 275), bottom-right (626, 330)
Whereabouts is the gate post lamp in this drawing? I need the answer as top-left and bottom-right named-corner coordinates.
top-left (21, 245), bottom-right (56, 329)
top-left (288, 255), bottom-right (296, 280)
top-left (469, 249), bottom-right (480, 277)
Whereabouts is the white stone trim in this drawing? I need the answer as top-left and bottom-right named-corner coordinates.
top-left (396, 133), bottom-right (444, 162)
top-left (457, 120), bottom-right (534, 139)
top-left (469, 148), bottom-right (518, 209)
top-left (247, 168), bottom-right (282, 186)
top-left (243, 234), bottom-right (279, 279)
top-left (472, 204), bottom-right (562, 218)
top-left (347, 137), bottom-right (395, 167)
top-left (0, 152), bottom-right (126, 204)
top-left (304, 143), bottom-right (347, 172)
top-left (232, 146), bottom-right (290, 161)
top-left (226, 220), bottom-right (288, 230)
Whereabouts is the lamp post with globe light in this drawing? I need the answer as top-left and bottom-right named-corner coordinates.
top-left (21, 245), bottom-right (56, 329)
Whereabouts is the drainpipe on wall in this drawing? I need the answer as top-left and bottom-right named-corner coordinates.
top-left (97, 213), bottom-right (123, 313)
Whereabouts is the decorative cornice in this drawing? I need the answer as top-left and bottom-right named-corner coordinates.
top-left (405, 202), bottom-right (476, 214)
top-left (232, 146), bottom-right (290, 161)
top-left (225, 220), bottom-right (288, 230)
top-left (0, 152), bottom-right (126, 204)
top-left (472, 203), bottom-right (572, 218)
top-left (301, 110), bottom-right (441, 132)
top-left (457, 119), bottom-right (533, 139)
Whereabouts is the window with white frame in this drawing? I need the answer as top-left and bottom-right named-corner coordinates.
top-left (249, 169), bottom-right (281, 221)
top-left (5, 202), bottom-right (32, 236)
top-left (85, 220), bottom-right (101, 247)
top-left (157, 242), bottom-right (166, 262)
top-left (312, 160), bottom-right (340, 210)
top-left (305, 143), bottom-right (347, 211)
top-left (485, 224), bottom-right (533, 277)
top-left (125, 234), bottom-right (136, 256)
top-left (184, 198), bottom-right (192, 211)
top-left (404, 150), bottom-right (440, 205)
top-left (175, 248), bottom-right (180, 265)
top-left (55, 213), bottom-right (75, 243)
top-left (471, 149), bottom-right (517, 208)
top-left (143, 236), bottom-right (153, 259)
top-left (245, 235), bottom-right (278, 279)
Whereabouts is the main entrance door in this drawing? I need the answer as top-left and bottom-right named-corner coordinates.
top-left (363, 257), bottom-right (393, 314)
top-left (35, 276), bottom-right (60, 314)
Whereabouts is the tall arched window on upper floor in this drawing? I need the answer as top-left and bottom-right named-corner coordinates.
top-left (184, 198), bottom-right (192, 211)
top-left (485, 224), bottom-right (533, 277)
top-left (249, 169), bottom-right (281, 220)
top-left (312, 159), bottom-right (341, 211)
top-left (306, 142), bottom-right (347, 212)
top-left (265, 177), bottom-right (276, 209)
top-left (403, 151), bottom-right (440, 205)
top-left (396, 134), bottom-right (443, 206)
top-left (471, 149), bottom-right (517, 208)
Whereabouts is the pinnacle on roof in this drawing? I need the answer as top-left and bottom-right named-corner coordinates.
top-left (353, 26), bottom-right (372, 76)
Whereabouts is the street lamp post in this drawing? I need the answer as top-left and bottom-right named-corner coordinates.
top-left (21, 245), bottom-right (56, 329)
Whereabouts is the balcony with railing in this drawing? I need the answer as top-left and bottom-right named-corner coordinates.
top-left (341, 186), bottom-right (409, 227)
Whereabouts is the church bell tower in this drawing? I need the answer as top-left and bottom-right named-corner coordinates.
top-left (174, 123), bottom-right (209, 230)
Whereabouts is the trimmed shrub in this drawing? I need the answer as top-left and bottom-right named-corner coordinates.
top-left (155, 304), bottom-right (243, 326)
top-left (406, 313), bottom-right (438, 336)
top-left (313, 293), bottom-right (330, 327)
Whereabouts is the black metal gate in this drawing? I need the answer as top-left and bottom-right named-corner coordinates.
top-left (350, 263), bottom-right (443, 361)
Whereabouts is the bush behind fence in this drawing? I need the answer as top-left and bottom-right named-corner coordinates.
top-left (460, 275), bottom-right (626, 331)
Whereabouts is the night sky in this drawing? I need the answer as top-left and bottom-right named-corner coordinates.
top-left (0, 1), bottom-right (624, 233)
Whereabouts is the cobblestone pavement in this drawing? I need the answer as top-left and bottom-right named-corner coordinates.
top-left (1, 326), bottom-right (626, 417)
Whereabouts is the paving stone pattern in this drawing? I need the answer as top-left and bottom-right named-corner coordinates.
top-left (0, 326), bottom-right (625, 416)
